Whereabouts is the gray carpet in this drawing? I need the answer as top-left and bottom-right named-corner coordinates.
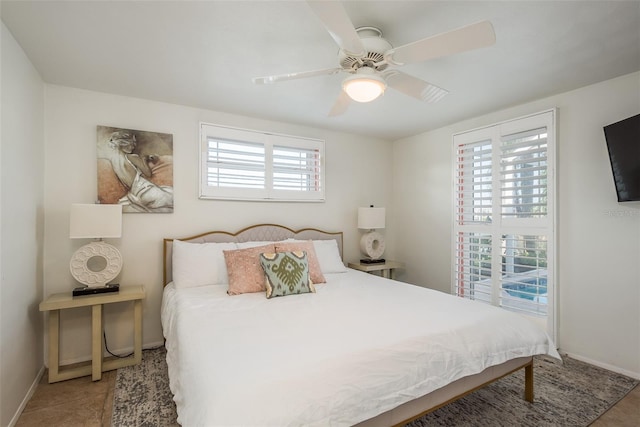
top-left (112, 347), bottom-right (178, 427)
top-left (112, 348), bottom-right (637, 427)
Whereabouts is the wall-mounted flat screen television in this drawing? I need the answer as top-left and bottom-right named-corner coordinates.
top-left (603, 114), bottom-right (640, 202)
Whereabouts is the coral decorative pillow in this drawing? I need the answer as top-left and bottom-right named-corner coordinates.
top-left (260, 251), bottom-right (315, 299)
top-left (224, 244), bottom-right (276, 295)
top-left (275, 241), bottom-right (326, 284)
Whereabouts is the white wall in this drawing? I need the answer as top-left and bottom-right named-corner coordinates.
top-left (392, 72), bottom-right (640, 378)
top-left (43, 85), bottom-right (393, 364)
top-left (0, 23), bottom-right (45, 426)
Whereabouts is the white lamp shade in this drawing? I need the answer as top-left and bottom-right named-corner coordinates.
top-left (358, 207), bottom-right (386, 230)
top-left (342, 68), bottom-right (386, 103)
top-left (70, 204), bottom-right (122, 239)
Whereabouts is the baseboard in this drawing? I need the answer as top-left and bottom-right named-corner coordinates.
top-left (563, 351), bottom-right (640, 380)
top-left (8, 365), bottom-right (45, 427)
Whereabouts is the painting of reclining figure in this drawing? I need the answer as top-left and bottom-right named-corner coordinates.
top-left (97, 125), bottom-right (174, 213)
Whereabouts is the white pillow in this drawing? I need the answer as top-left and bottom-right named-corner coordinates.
top-left (313, 239), bottom-right (347, 273)
top-left (172, 240), bottom-right (238, 288)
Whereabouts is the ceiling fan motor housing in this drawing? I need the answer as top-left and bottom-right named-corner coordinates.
top-left (339, 27), bottom-right (392, 72)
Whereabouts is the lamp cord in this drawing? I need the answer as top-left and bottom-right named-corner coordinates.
top-left (103, 331), bottom-right (134, 359)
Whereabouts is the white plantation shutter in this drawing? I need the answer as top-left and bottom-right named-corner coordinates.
top-left (207, 139), bottom-right (266, 189)
top-left (499, 234), bottom-right (548, 316)
top-left (452, 110), bottom-right (556, 337)
top-left (272, 146), bottom-right (320, 190)
top-left (270, 134), bottom-right (323, 200)
top-left (454, 232), bottom-right (493, 304)
top-left (500, 128), bottom-right (548, 222)
top-left (455, 138), bottom-right (493, 224)
top-left (200, 123), bottom-right (324, 201)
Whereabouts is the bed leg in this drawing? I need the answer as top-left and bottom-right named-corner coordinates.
top-left (524, 361), bottom-right (534, 403)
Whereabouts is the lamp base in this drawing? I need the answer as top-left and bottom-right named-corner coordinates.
top-left (70, 241), bottom-right (122, 289)
top-left (73, 284), bottom-right (119, 297)
top-left (360, 230), bottom-right (386, 260)
top-left (360, 258), bottom-right (386, 264)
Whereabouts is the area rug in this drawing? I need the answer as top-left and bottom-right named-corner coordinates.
top-left (112, 347), bottom-right (178, 427)
top-left (112, 348), bottom-right (637, 427)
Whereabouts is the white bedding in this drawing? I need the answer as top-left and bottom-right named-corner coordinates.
top-left (161, 269), bottom-right (559, 426)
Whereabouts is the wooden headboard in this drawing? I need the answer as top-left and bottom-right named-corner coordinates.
top-left (163, 223), bottom-right (343, 286)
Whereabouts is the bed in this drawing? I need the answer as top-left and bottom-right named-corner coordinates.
top-left (161, 224), bottom-right (559, 426)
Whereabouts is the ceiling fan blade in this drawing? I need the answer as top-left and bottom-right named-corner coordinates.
top-left (306, 1), bottom-right (365, 57)
top-left (385, 71), bottom-right (448, 103)
top-left (386, 20), bottom-right (496, 65)
top-left (253, 67), bottom-right (343, 84)
top-left (328, 90), bottom-right (351, 116)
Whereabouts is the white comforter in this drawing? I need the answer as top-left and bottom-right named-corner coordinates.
top-left (162, 270), bottom-right (559, 426)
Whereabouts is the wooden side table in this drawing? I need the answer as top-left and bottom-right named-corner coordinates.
top-left (348, 261), bottom-right (405, 279)
top-left (39, 285), bottom-right (145, 383)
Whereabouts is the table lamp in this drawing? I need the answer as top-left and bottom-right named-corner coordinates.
top-left (358, 206), bottom-right (386, 264)
top-left (69, 203), bottom-right (123, 296)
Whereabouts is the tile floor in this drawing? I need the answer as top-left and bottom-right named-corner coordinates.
top-left (591, 383), bottom-right (640, 427)
top-left (15, 370), bottom-right (639, 427)
top-left (16, 370), bottom-right (115, 427)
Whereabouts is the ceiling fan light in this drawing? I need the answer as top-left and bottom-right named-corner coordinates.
top-left (342, 71), bottom-right (386, 103)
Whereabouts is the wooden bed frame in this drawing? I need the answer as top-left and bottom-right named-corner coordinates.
top-left (162, 224), bottom-right (534, 426)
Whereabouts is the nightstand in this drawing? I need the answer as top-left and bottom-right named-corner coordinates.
top-left (39, 285), bottom-right (145, 383)
top-left (348, 261), bottom-right (405, 279)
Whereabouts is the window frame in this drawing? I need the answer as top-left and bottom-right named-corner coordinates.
top-left (199, 123), bottom-right (325, 202)
top-left (451, 109), bottom-right (556, 340)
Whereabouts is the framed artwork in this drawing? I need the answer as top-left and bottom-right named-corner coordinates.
top-left (97, 126), bottom-right (174, 213)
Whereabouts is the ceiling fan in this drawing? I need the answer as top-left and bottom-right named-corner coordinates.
top-left (252, 1), bottom-right (496, 116)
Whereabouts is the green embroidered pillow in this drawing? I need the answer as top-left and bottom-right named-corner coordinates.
top-left (259, 251), bottom-right (315, 299)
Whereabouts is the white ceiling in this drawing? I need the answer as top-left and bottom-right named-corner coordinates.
top-left (2, 1), bottom-right (639, 140)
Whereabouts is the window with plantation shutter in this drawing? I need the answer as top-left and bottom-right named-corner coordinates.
top-left (200, 123), bottom-right (324, 201)
top-left (452, 110), bottom-right (556, 338)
